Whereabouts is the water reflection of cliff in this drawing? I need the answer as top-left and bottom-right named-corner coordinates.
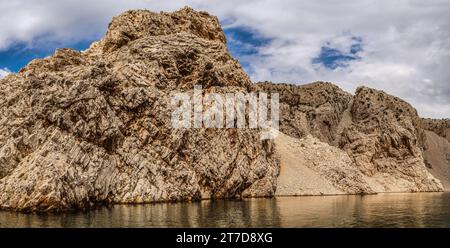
top-left (0, 199), bottom-right (282, 227)
top-left (1, 193), bottom-right (450, 227)
top-left (102, 199), bottom-right (283, 227)
top-left (276, 193), bottom-right (449, 227)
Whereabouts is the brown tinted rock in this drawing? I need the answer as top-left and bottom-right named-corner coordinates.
top-left (422, 118), bottom-right (450, 143)
top-left (423, 130), bottom-right (450, 190)
top-left (254, 82), bottom-right (352, 143)
top-left (256, 83), bottom-right (443, 193)
top-left (0, 8), bottom-right (277, 212)
top-left (274, 132), bottom-right (374, 196)
top-left (0, 7), bottom-right (445, 212)
top-left (338, 87), bottom-right (442, 191)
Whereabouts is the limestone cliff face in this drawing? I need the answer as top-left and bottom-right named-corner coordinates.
top-left (255, 83), bottom-right (442, 193)
top-left (420, 119), bottom-right (450, 190)
top-left (0, 7), bottom-right (446, 212)
top-left (274, 132), bottom-right (375, 196)
top-left (254, 82), bottom-right (352, 144)
top-left (339, 87), bottom-right (441, 192)
top-left (0, 7), bottom-right (278, 212)
top-left (422, 118), bottom-right (450, 143)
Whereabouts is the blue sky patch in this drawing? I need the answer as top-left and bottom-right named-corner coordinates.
top-left (224, 26), bottom-right (271, 73)
top-left (224, 26), bottom-right (270, 55)
top-left (1, 27), bottom-right (269, 75)
top-left (0, 40), bottom-right (93, 72)
top-left (312, 36), bottom-right (363, 69)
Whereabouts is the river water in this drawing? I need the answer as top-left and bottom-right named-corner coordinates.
top-left (1, 193), bottom-right (450, 227)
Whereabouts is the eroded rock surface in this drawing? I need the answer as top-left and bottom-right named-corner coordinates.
top-left (0, 7), bottom-right (278, 212)
top-left (338, 87), bottom-right (441, 192)
top-left (274, 132), bottom-right (374, 196)
top-left (256, 83), bottom-right (443, 193)
top-left (422, 118), bottom-right (450, 143)
top-left (255, 82), bottom-right (352, 144)
top-left (421, 119), bottom-right (450, 190)
top-left (423, 130), bottom-right (450, 190)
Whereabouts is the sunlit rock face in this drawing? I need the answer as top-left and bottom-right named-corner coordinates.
top-left (0, 7), bottom-right (278, 212)
top-left (256, 83), bottom-right (442, 193)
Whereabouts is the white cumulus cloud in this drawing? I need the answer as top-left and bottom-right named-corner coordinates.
top-left (0, 68), bottom-right (11, 79)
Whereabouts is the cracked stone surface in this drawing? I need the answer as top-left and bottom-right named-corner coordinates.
top-left (0, 7), bottom-right (278, 212)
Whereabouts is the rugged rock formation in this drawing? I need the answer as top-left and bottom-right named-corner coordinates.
top-left (423, 130), bottom-right (450, 190)
top-left (421, 119), bottom-right (450, 190)
top-left (0, 7), bottom-right (278, 212)
top-left (422, 118), bottom-right (450, 143)
top-left (256, 83), bottom-right (443, 193)
top-left (254, 82), bottom-right (352, 144)
top-left (274, 132), bottom-right (374, 196)
top-left (0, 7), bottom-right (446, 212)
top-left (338, 87), bottom-right (441, 192)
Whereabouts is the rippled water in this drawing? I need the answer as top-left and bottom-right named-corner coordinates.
top-left (1, 193), bottom-right (450, 227)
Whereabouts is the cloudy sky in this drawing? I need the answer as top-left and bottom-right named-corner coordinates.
top-left (0, 0), bottom-right (449, 118)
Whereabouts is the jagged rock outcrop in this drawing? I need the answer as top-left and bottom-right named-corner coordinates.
top-left (422, 130), bottom-right (450, 190)
top-left (422, 118), bottom-right (450, 143)
top-left (421, 119), bottom-right (450, 190)
top-left (274, 132), bottom-right (374, 196)
top-left (256, 83), bottom-right (443, 193)
top-left (254, 82), bottom-right (352, 144)
top-left (338, 87), bottom-right (441, 192)
top-left (0, 7), bottom-right (278, 212)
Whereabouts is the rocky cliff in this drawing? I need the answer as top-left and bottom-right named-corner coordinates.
top-left (421, 119), bottom-right (450, 190)
top-left (0, 7), bottom-right (446, 212)
top-left (0, 7), bottom-right (278, 212)
top-left (422, 118), bottom-right (450, 143)
top-left (256, 83), bottom-right (442, 194)
top-left (254, 82), bottom-right (352, 144)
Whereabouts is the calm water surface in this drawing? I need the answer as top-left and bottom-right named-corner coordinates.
top-left (1, 193), bottom-right (450, 227)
